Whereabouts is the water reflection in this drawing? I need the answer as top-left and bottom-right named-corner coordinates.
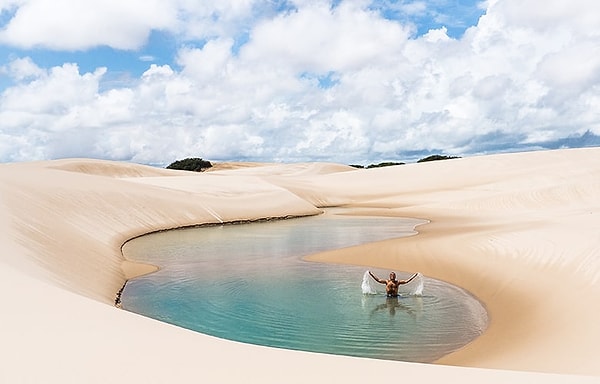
top-left (371, 296), bottom-right (421, 318)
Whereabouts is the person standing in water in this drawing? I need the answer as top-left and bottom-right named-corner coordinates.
top-left (368, 271), bottom-right (418, 297)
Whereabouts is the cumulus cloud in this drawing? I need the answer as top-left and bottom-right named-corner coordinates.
top-left (491, 0), bottom-right (600, 33)
top-left (0, 0), bottom-right (599, 164)
top-left (1, 63), bottom-right (105, 115)
top-left (241, 2), bottom-right (412, 72)
top-left (0, 56), bottom-right (43, 80)
top-left (0, 0), bottom-right (177, 49)
top-left (173, 0), bottom-right (258, 40)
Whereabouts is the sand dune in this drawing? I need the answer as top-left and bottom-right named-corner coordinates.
top-left (1, 148), bottom-right (599, 383)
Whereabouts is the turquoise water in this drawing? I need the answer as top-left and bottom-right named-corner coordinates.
top-left (121, 214), bottom-right (487, 363)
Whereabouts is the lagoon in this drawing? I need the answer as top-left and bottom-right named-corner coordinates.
top-left (121, 213), bottom-right (487, 362)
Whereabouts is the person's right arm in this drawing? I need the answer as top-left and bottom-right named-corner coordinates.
top-left (369, 271), bottom-right (385, 284)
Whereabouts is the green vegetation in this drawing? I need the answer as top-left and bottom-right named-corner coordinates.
top-left (349, 162), bottom-right (405, 169)
top-left (367, 161), bottom-right (405, 168)
top-left (416, 155), bottom-right (461, 163)
top-left (350, 155), bottom-right (460, 168)
top-left (165, 154), bottom-right (460, 172)
top-left (166, 158), bottom-right (213, 172)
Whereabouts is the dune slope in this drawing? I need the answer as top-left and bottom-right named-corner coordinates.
top-left (1, 149), bottom-right (599, 383)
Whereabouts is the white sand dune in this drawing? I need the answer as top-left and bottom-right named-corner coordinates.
top-left (1, 148), bottom-right (599, 383)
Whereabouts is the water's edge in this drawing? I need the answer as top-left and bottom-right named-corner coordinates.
top-left (116, 213), bottom-right (321, 306)
top-left (115, 215), bottom-right (487, 362)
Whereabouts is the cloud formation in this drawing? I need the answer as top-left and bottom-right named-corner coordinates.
top-left (0, 0), bottom-right (176, 49)
top-left (0, 0), bottom-right (599, 165)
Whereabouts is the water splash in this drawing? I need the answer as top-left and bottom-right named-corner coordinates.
top-left (362, 271), bottom-right (424, 296)
top-left (403, 273), bottom-right (424, 296)
top-left (361, 270), bottom-right (379, 294)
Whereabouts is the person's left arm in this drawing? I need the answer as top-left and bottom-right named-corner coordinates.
top-left (399, 273), bottom-right (418, 284)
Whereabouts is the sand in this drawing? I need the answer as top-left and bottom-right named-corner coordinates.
top-left (1, 148), bottom-right (599, 383)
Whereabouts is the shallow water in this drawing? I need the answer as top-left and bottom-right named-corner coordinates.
top-left (121, 214), bottom-right (487, 362)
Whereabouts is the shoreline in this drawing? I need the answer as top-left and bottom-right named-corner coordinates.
top-left (305, 206), bottom-right (600, 374)
top-left (115, 213), bottom-right (323, 305)
top-left (117, 211), bottom-right (488, 364)
top-left (1, 149), bottom-right (599, 383)
top-left (116, 213), bottom-right (324, 297)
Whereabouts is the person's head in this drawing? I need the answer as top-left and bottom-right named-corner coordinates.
top-left (389, 272), bottom-right (396, 280)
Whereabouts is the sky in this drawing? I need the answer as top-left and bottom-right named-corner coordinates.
top-left (0, 0), bottom-right (599, 166)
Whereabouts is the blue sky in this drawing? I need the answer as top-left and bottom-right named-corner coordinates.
top-left (1, 30), bottom-right (179, 89)
top-left (0, 0), bottom-right (599, 165)
top-left (1, 1), bottom-right (484, 84)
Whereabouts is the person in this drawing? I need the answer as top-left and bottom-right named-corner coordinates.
top-left (368, 271), bottom-right (418, 297)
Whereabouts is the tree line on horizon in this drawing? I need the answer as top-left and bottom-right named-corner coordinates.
top-left (165, 154), bottom-right (461, 172)
top-left (350, 154), bottom-right (461, 169)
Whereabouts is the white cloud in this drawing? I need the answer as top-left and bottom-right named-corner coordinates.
top-left (138, 55), bottom-right (156, 62)
top-left (0, 0), bottom-right (177, 49)
top-left (398, 1), bottom-right (427, 16)
top-left (1, 62), bottom-right (105, 117)
top-left (174, 0), bottom-right (258, 39)
top-left (536, 42), bottom-right (600, 90)
top-left (294, 109), bottom-right (369, 155)
top-left (1, 0), bottom-right (599, 164)
top-left (492, 0), bottom-right (600, 34)
top-left (0, 56), bottom-right (44, 80)
top-left (241, 2), bottom-right (412, 73)
top-left (177, 39), bottom-right (234, 81)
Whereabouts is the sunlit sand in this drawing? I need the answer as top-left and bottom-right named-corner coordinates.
top-left (1, 148), bottom-right (599, 383)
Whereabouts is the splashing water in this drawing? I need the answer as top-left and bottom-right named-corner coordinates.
top-left (361, 270), bottom-right (379, 294)
top-left (362, 270), bottom-right (424, 296)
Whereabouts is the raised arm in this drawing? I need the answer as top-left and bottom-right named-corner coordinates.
top-left (399, 273), bottom-right (419, 285)
top-left (368, 270), bottom-right (386, 284)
